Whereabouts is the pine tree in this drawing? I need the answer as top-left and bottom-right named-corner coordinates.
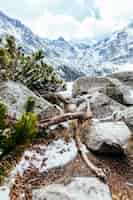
top-left (0, 35), bottom-right (65, 91)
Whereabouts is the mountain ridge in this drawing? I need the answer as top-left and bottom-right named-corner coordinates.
top-left (0, 10), bottom-right (133, 80)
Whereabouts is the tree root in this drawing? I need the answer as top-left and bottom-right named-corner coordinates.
top-left (75, 120), bottom-right (107, 182)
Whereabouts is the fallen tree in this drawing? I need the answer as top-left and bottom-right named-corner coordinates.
top-left (39, 111), bottom-right (92, 129)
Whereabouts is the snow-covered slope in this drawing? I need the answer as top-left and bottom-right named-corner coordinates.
top-left (0, 10), bottom-right (133, 80)
top-left (0, 11), bottom-right (45, 53)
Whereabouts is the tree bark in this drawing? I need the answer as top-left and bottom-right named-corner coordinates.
top-left (39, 111), bottom-right (92, 129)
top-left (75, 120), bottom-right (107, 182)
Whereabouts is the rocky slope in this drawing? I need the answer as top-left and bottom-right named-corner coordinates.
top-left (1, 11), bottom-right (133, 80)
top-left (0, 70), bottom-right (133, 199)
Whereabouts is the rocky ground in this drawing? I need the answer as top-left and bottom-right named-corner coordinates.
top-left (0, 71), bottom-right (133, 200)
top-left (9, 137), bottom-right (133, 200)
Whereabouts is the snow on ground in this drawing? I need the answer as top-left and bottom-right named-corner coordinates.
top-left (113, 63), bottom-right (133, 73)
top-left (0, 186), bottom-right (9, 200)
top-left (0, 139), bottom-right (77, 199)
top-left (59, 82), bottom-right (73, 98)
top-left (16, 139), bottom-right (77, 176)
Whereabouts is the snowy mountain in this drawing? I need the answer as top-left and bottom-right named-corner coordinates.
top-left (0, 10), bottom-right (133, 80)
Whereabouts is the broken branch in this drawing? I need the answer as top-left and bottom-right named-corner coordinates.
top-left (39, 111), bottom-right (92, 129)
top-left (75, 120), bottom-right (107, 182)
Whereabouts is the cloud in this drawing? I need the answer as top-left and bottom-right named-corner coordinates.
top-left (74, 17), bottom-right (112, 39)
top-left (97, 0), bottom-right (133, 21)
top-left (26, 13), bottom-right (114, 40)
top-left (26, 11), bottom-right (80, 40)
top-left (1, 0), bottom-right (133, 40)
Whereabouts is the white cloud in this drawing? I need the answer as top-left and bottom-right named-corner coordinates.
top-left (26, 14), bottom-right (113, 40)
top-left (74, 17), bottom-right (112, 39)
top-left (23, 0), bottom-right (133, 40)
top-left (26, 11), bottom-right (80, 40)
top-left (97, 0), bottom-right (133, 22)
top-left (1, 0), bottom-right (133, 39)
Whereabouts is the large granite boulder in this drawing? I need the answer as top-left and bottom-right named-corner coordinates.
top-left (113, 107), bottom-right (133, 131)
top-left (106, 78), bottom-right (133, 105)
top-left (89, 91), bottom-right (126, 118)
top-left (72, 76), bottom-right (109, 97)
top-left (85, 121), bottom-right (132, 154)
top-left (0, 81), bottom-right (61, 119)
top-left (32, 177), bottom-right (112, 200)
top-left (110, 71), bottom-right (133, 87)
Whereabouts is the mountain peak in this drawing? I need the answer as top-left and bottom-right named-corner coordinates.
top-left (58, 36), bottom-right (65, 42)
top-left (0, 10), bottom-right (133, 81)
top-left (0, 10), bottom-right (5, 16)
top-left (0, 10), bottom-right (9, 19)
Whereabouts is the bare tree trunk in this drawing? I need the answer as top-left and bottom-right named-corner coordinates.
top-left (39, 111), bottom-right (92, 129)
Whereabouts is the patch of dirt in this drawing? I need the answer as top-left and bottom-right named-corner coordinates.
top-left (10, 138), bottom-right (133, 200)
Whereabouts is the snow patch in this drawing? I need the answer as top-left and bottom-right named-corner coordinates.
top-left (129, 90), bottom-right (133, 100)
top-left (116, 63), bottom-right (133, 72)
top-left (16, 139), bottom-right (77, 176)
top-left (59, 82), bottom-right (73, 98)
top-left (0, 186), bottom-right (9, 200)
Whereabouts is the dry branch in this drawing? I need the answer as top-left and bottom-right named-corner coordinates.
top-left (39, 108), bottom-right (106, 181)
top-left (75, 120), bottom-right (107, 182)
top-left (38, 111), bottom-right (92, 129)
top-left (7, 99), bottom-right (107, 183)
top-left (7, 110), bottom-right (92, 130)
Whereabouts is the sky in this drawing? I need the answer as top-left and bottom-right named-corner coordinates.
top-left (1, 0), bottom-right (133, 40)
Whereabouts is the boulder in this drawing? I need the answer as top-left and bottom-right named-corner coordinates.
top-left (85, 121), bottom-right (132, 154)
top-left (32, 177), bottom-right (112, 200)
top-left (0, 81), bottom-right (61, 119)
top-left (110, 71), bottom-right (133, 87)
top-left (89, 91), bottom-right (126, 118)
top-left (106, 78), bottom-right (133, 105)
top-left (72, 76), bottom-right (109, 97)
top-left (113, 107), bottom-right (133, 131)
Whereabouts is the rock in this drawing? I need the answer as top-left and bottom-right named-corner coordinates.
top-left (72, 72), bottom-right (133, 105)
top-left (15, 138), bottom-right (77, 175)
top-left (106, 78), bottom-right (133, 105)
top-left (32, 177), bottom-right (112, 200)
top-left (72, 76), bottom-right (109, 97)
top-left (113, 107), bottom-right (133, 131)
top-left (89, 91), bottom-right (126, 118)
top-left (110, 71), bottom-right (133, 87)
top-left (85, 121), bottom-right (132, 154)
top-left (0, 81), bottom-right (61, 119)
